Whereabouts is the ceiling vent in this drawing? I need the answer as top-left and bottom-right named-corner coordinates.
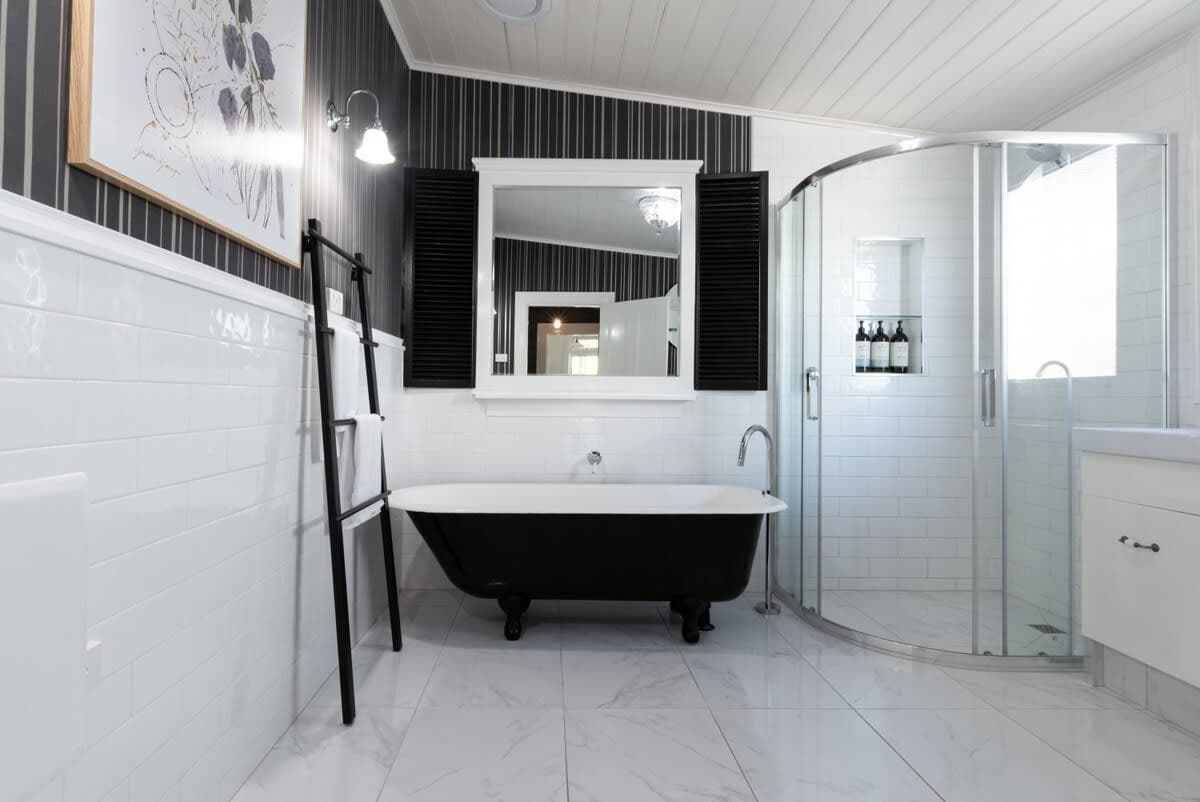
top-left (477, 0), bottom-right (552, 22)
top-left (476, 0), bottom-right (551, 23)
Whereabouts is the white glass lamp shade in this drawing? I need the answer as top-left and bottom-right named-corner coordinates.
top-left (638, 194), bottom-right (681, 235)
top-left (356, 124), bottom-right (395, 165)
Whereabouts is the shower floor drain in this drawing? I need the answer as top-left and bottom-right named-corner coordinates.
top-left (1029, 623), bottom-right (1065, 634)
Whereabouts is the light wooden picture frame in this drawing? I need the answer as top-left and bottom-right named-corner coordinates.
top-left (68, 0), bottom-right (307, 267)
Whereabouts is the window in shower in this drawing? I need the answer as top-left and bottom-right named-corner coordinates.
top-left (1006, 146), bottom-right (1118, 380)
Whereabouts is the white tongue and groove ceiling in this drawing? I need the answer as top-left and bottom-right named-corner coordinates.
top-left (387, 0), bottom-right (1200, 131)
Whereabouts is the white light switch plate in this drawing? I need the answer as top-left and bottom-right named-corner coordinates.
top-left (327, 287), bottom-right (345, 316)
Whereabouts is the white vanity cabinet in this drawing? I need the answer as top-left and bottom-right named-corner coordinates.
top-left (1080, 430), bottom-right (1200, 689)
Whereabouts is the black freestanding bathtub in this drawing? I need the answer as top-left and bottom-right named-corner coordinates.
top-left (390, 483), bottom-right (786, 644)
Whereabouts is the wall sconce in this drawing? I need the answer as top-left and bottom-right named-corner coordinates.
top-left (327, 89), bottom-right (395, 165)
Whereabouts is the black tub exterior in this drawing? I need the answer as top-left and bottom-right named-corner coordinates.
top-left (405, 511), bottom-right (764, 643)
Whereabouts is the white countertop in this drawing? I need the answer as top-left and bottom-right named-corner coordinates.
top-left (1074, 426), bottom-right (1200, 464)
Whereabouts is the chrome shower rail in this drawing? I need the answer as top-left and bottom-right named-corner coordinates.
top-left (786, 130), bottom-right (1169, 200)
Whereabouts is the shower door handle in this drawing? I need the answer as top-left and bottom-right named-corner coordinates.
top-left (805, 367), bottom-right (820, 421)
top-left (980, 369), bottom-right (996, 428)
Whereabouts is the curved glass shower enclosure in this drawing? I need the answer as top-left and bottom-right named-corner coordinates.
top-left (775, 132), bottom-right (1169, 663)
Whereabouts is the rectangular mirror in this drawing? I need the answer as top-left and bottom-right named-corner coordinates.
top-left (491, 186), bottom-right (682, 377)
top-left (474, 159), bottom-right (699, 401)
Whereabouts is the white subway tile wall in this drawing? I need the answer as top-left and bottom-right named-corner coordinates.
top-left (1, 201), bottom-right (399, 802)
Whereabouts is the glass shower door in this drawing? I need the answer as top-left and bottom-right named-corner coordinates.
top-left (997, 140), bottom-right (1167, 657)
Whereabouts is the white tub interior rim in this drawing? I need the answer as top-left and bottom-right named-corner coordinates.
top-left (389, 483), bottom-right (787, 515)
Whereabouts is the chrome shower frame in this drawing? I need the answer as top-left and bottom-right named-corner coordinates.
top-left (774, 130), bottom-right (1172, 670)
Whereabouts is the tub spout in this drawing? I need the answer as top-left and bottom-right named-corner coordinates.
top-left (737, 425), bottom-right (780, 617)
top-left (737, 425), bottom-right (775, 493)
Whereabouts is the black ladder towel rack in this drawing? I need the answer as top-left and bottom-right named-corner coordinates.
top-left (302, 218), bottom-right (403, 725)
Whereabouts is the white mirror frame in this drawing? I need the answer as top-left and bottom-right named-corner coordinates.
top-left (473, 158), bottom-right (702, 401)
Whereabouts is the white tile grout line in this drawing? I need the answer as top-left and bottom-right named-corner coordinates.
top-left (372, 596), bottom-right (466, 802)
top-left (675, 635), bottom-right (762, 802)
top-left (771, 613), bottom-right (950, 802)
top-left (561, 636), bottom-right (572, 802)
top-left (776, 607), bottom-right (1144, 801)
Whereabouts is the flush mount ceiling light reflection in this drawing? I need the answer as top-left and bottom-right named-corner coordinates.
top-left (638, 193), bottom-right (681, 236)
top-left (327, 89), bottom-right (395, 165)
top-left (476, 0), bottom-right (551, 22)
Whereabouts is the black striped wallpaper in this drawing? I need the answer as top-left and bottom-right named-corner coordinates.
top-left (3, 2), bottom-right (752, 340)
top-left (1, 0), bottom-right (408, 333)
top-left (408, 72), bottom-right (751, 174)
top-left (492, 237), bottom-right (678, 376)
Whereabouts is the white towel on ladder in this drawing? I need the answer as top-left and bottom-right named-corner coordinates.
top-left (330, 322), bottom-right (361, 420)
top-left (338, 413), bottom-right (384, 530)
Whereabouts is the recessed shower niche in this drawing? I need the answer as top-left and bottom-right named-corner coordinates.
top-left (853, 237), bottom-right (923, 375)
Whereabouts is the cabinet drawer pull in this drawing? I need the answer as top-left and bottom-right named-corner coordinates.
top-left (1118, 535), bottom-right (1161, 553)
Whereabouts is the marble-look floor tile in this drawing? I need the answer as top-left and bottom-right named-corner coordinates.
top-left (715, 708), bottom-right (939, 801)
top-left (1008, 708), bottom-right (1200, 802)
top-left (773, 614), bottom-right (873, 659)
top-left (233, 706), bottom-right (412, 802)
top-left (559, 603), bottom-right (677, 651)
top-left (565, 709), bottom-right (755, 802)
top-left (685, 648), bottom-right (848, 709)
top-left (676, 605), bottom-right (800, 656)
top-left (941, 668), bottom-right (1126, 710)
top-left (311, 642), bottom-right (443, 709)
top-left (563, 650), bottom-right (705, 709)
top-left (862, 708), bottom-right (1125, 802)
top-left (420, 647), bottom-right (563, 708)
top-left (358, 604), bottom-right (459, 650)
top-left (444, 605), bottom-right (561, 650)
top-left (806, 649), bottom-right (987, 709)
top-left (378, 708), bottom-right (567, 802)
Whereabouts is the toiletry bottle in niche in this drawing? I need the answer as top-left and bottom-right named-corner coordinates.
top-left (855, 321), bottom-right (870, 373)
top-left (890, 321), bottom-right (909, 374)
top-left (870, 321), bottom-right (890, 373)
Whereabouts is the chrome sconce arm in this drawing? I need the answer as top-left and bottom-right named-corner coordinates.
top-left (326, 89), bottom-right (395, 165)
top-left (327, 89), bottom-right (382, 132)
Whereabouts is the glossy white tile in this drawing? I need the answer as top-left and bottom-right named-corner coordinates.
top-left (805, 649), bottom-right (986, 709)
top-left (232, 706), bottom-right (412, 802)
top-left (1008, 707), bottom-right (1200, 802)
top-left (862, 708), bottom-right (1125, 802)
top-left (558, 602), bottom-right (676, 651)
top-left (940, 668), bottom-right (1126, 710)
top-left (563, 650), bottom-right (705, 709)
top-left (378, 709), bottom-right (567, 802)
top-left (685, 649), bottom-right (847, 709)
top-left (565, 709), bottom-right (754, 802)
top-left (0, 230), bottom-right (79, 313)
top-left (715, 708), bottom-right (938, 801)
top-left (421, 647), bottom-right (563, 709)
top-left (311, 642), bottom-right (443, 710)
top-left (0, 378), bottom-right (75, 449)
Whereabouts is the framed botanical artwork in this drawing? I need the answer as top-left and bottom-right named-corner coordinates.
top-left (68, 0), bottom-right (307, 266)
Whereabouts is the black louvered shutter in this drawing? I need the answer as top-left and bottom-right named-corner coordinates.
top-left (403, 169), bottom-right (478, 387)
top-left (695, 171), bottom-right (768, 391)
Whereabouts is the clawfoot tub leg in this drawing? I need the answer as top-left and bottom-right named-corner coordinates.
top-left (499, 595), bottom-right (530, 641)
top-left (679, 597), bottom-right (703, 644)
top-left (698, 602), bottom-right (714, 631)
